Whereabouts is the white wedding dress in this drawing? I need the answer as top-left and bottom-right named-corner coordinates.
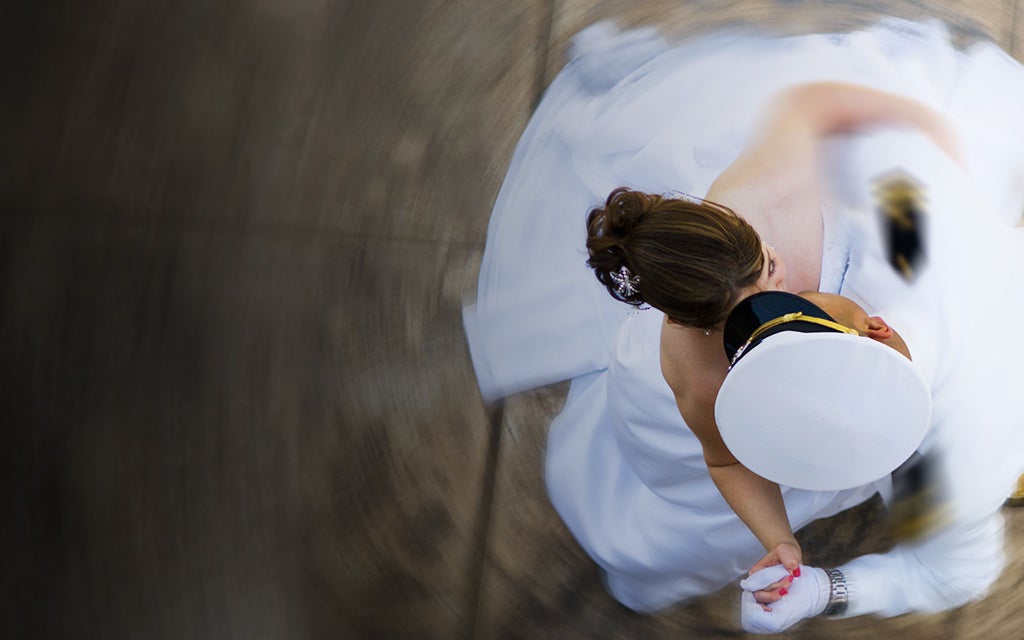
top-left (463, 19), bottom-right (1024, 614)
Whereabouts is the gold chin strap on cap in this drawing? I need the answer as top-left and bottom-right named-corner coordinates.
top-left (729, 311), bottom-right (860, 367)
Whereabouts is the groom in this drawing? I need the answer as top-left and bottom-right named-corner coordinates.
top-left (720, 132), bottom-right (1024, 632)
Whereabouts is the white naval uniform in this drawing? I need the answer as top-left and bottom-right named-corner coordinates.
top-left (815, 131), bottom-right (1024, 618)
top-left (463, 20), bottom-right (1024, 616)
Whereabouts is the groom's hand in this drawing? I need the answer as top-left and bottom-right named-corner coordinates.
top-left (740, 564), bottom-right (830, 634)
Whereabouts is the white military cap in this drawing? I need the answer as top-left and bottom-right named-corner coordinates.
top-left (714, 292), bottom-right (931, 491)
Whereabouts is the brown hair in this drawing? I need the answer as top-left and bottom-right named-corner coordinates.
top-left (586, 187), bottom-right (764, 328)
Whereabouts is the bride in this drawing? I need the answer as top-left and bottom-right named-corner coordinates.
top-left (463, 17), bottom-right (1024, 630)
top-left (581, 77), bottom-right (960, 582)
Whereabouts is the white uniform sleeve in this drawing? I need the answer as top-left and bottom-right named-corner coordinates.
top-left (835, 511), bottom-right (1005, 618)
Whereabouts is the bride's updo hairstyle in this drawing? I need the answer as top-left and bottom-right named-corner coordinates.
top-left (586, 187), bottom-right (764, 329)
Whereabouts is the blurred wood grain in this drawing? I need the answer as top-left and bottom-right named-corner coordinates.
top-left (3, 0), bottom-right (1023, 638)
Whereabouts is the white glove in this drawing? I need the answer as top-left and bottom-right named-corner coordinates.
top-left (739, 564), bottom-right (830, 634)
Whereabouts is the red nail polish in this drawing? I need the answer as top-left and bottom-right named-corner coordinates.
top-left (793, 567), bottom-right (801, 577)
top-left (779, 588), bottom-right (788, 596)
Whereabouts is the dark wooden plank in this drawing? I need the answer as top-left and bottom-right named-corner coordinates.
top-left (1, 217), bottom-right (491, 638)
top-left (2, 1), bottom-right (546, 634)
top-left (320, 237), bottom-right (495, 639)
top-left (1013, 0), bottom-right (1024, 58)
top-left (0, 1), bottom-right (541, 244)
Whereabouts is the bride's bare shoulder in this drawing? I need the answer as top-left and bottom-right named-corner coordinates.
top-left (660, 321), bottom-right (733, 452)
top-left (659, 320), bottom-right (727, 408)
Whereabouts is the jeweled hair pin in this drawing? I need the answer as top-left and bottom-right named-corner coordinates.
top-left (610, 265), bottom-right (640, 298)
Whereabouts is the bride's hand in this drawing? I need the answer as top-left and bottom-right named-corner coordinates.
top-left (747, 541), bottom-right (802, 605)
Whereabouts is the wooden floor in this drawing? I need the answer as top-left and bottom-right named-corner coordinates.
top-left (4, 1), bottom-right (1023, 638)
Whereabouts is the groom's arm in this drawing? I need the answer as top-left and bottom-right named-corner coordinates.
top-left (835, 511), bottom-right (1004, 618)
top-left (740, 512), bottom-right (1005, 634)
top-left (709, 82), bottom-right (963, 219)
top-left (725, 82), bottom-right (963, 178)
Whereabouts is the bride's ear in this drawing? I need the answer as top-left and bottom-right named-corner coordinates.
top-left (864, 316), bottom-right (894, 339)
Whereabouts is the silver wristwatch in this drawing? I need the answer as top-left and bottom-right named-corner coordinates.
top-left (824, 568), bottom-right (849, 616)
